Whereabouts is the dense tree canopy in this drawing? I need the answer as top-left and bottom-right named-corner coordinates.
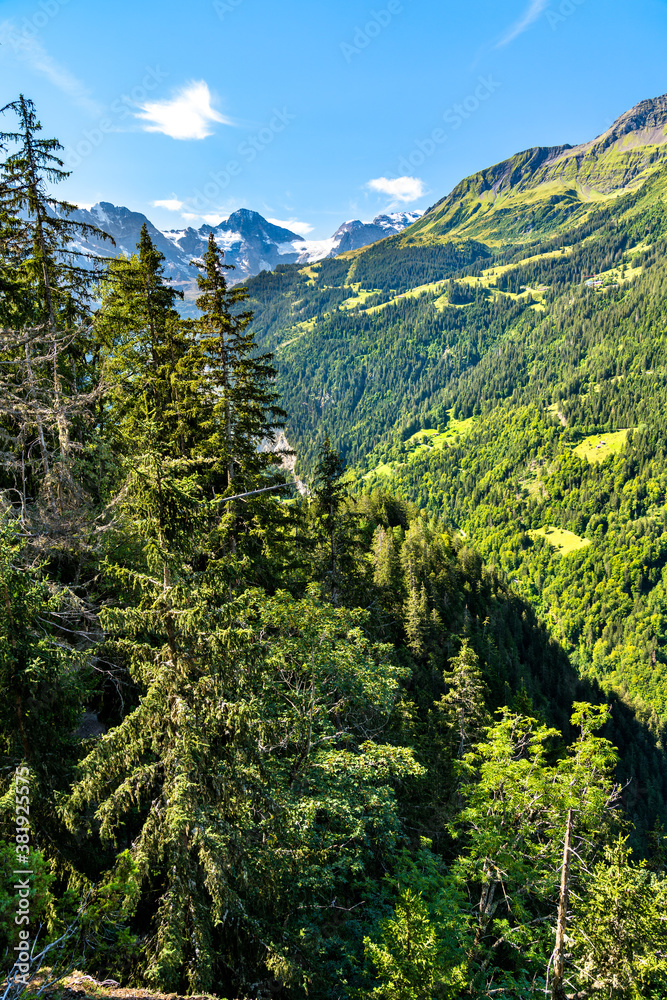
top-left (1, 98), bottom-right (667, 1000)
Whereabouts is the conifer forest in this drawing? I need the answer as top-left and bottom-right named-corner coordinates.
top-left (4, 79), bottom-right (667, 1000)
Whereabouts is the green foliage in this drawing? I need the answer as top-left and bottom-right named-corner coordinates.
top-left (0, 514), bottom-right (87, 778)
top-left (350, 239), bottom-right (490, 293)
top-left (437, 640), bottom-right (490, 758)
top-left (65, 583), bottom-right (420, 994)
top-left (193, 232), bottom-right (286, 495)
top-left (96, 223), bottom-right (193, 460)
top-left (242, 152), bottom-right (667, 750)
top-left (361, 845), bottom-right (469, 1000)
top-left (451, 704), bottom-right (619, 990)
top-left (312, 437), bottom-right (362, 602)
top-left (0, 94), bottom-right (109, 323)
top-left (0, 95), bottom-right (111, 544)
top-left (571, 837), bottom-right (667, 998)
top-left (0, 839), bottom-right (53, 953)
top-left (363, 889), bottom-right (463, 1000)
top-left (3, 97), bottom-right (667, 1000)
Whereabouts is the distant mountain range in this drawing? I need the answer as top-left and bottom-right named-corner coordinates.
top-left (68, 203), bottom-right (421, 292)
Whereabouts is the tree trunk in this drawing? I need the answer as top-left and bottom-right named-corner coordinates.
top-left (33, 193), bottom-right (70, 510)
top-left (552, 808), bottom-right (574, 1000)
top-left (23, 340), bottom-right (56, 511)
top-left (474, 863), bottom-right (497, 950)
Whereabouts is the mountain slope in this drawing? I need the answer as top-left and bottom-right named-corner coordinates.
top-left (398, 93), bottom-right (667, 249)
top-left (241, 92), bottom-right (667, 726)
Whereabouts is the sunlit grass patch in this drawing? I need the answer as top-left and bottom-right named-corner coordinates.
top-left (436, 413), bottom-right (477, 445)
top-left (363, 461), bottom-right (396, 480)
top-left (520, 477), bottom-right (543, 498)
top-left (365, 280), bottom-right (447, 315)
top-left (300, 264), bottom-right (320, 285)
top-left (339, 288), bottom-right (383, 310)
top-left (530, 526), bottom-right (590, 555)
top-left (574, 429), bottom-right (629, 464)
top-left (277, 318), bottom-right (317, 348)
top-left (406, 413), bottom-right (477, 451)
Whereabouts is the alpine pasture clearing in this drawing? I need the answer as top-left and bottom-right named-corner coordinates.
top-left (530, 526), bottom-right (591, 555)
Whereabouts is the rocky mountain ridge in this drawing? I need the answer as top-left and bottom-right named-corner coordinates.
top-left (396, 93), bottom-right (667, 249)
top-left (67, 202), bottom-right (421, 291)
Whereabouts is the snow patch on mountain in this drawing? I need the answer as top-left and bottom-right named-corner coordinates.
top-left (294, 236), bottom-right (339, 263)
top-left (65, 203), bottom-right (422, 290)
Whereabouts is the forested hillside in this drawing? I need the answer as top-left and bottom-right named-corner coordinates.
top-left (243, 95), bottom-right (667, 734)
top-left (2, 95), bottom-right (667, 1000)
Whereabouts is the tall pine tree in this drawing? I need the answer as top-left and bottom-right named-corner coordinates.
top-left (96, 223), bottom-right (196, 463)
top-left (192, 233), bottom-right (288, 569)
top-left (0, 95), bottom-right (111, 525)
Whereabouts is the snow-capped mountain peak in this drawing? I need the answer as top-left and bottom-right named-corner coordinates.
top-left (66, 202), bottom-right (422, 290)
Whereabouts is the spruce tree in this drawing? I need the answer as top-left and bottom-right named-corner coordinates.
top-left (96, 224), bottom-right (196, 462)
top-left (0, 96), bottom-right (109, 323)
top-left (0, 101), bottom-right (33, 325)
top-left (404, 583), bottom-right (430, 658)
top-left (0, 96), bottom-right (111, 524)
top-left (97, 227), bottom-right (294, 588)
top-left (453, 704), bottom-right (621, 991)
top-left (438, 639), bottom-right (490, 758)
top-left (65, 576), bottom-right (419, 995)
top-left (192, 233), bottom-right (288, 561)
top-left (313, 436), bottom-right (346, 600)
top-left (0, 208), bottom-right (31, 326)
top-left (311, 436), bottom-right (365, 602)
top-left (570, 837), bottom-right (667, 996)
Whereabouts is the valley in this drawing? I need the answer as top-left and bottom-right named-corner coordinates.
top-left (3, 84), bottom-right (667, 1000)
top-left (243, 94), bottom-right (667, 727)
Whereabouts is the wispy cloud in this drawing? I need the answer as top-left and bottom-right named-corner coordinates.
top-left (367, 176), bottom-right (426, 203)
top-left (153, 198), bottom-right (184, 211)
top-left (495, 0), bottom-right (549, 47)
top-left (181, 211), bottom-right (226, 226)
top-left (0, 22), bottom-right (101, 115)
top-left (135, 81), bottom-right (230, 140)
top-left (267, 217), bottom-right (314, 236)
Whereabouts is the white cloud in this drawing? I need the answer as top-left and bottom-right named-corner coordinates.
top-left (0, 23), bottom-right (101, 115)
top-left (135, 81), bottom-right (230, 140)
top-left (153, 198), bottom-right (184, 211)
top-left (495, 0), bottom-right (549, 47)
top-left (367, 176), bottom-right (426, 203)
top-left (267, 217), bottom-right (314, 236)
top-left (180, 211), bottom-right (225, 226)
top-left (202, 213), bottom-right (224, 226)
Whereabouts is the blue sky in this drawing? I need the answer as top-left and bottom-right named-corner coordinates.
top-left (1, 0), bottom-right (666, 239)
